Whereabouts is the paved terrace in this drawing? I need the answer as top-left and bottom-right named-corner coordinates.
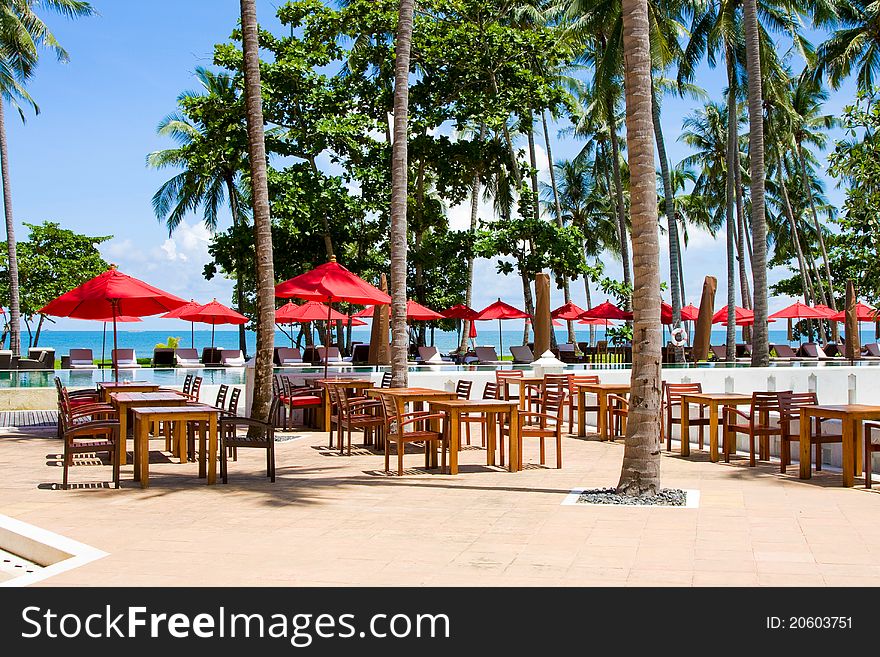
top-left (1, 422), bottom-right (879, 587)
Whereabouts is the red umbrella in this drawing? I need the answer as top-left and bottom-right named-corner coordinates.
top-left (178, 298), bottom-right (249, 349)
top-left (275, 300), bottom-right (349, 323)
top-left (275, 257), bottom-right (391, 377)
top-left (39, 265), bottom-right (188, 380)
top-left (475, 300), bottom-right (530, 359)
top-left (578, 317), bottom-right (608, 326)
top-left (578, 301), bottom-right (633, 321)
top-left (812, 304), bottom-right (837, 318)
top-left (400, 300), bottom-right (443, 321)
top-left (353, 305), bottom-right (375, 318)
top-left (829, 302), bottom-right (877, 323)
top-left (769, 301), bottom-right (827, 320)
top-left (680, 304), bottom-right (700, 321)
top-left (551, 301), bottom-right (586, 321)
top-left (161, 299), bottom-right (202, 348)
top-left (441, 304), bottom-right (478, 320)
top-left (711, 305), bottom-right (771, 326)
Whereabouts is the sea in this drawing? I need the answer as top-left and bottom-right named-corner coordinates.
top-left (13, 327), bottom-right (863, 359)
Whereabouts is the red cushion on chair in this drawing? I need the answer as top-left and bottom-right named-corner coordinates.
top-left (287, 396), bottom-right (322, 407)
top-left (68, 398), bottom-right (99, 408)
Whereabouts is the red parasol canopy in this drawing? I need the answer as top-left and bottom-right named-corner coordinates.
top-left (161, 299), bottom-right (202, 319)
top-left (441, 304), bottom-right (479, 320)
top-left (349, 317), bottom-right (367, 327)
top-left (578, 317), bottom-right (609, 326)
top-left (475, 300), bottom-right (530, 321)
top-left (38, 266), bottom-right (189, 380)
top-left (578, 301), bottom-right (632, 321)
top-left (829, 302), bottom-right (877, 323)
top-left (353, 305), bottom-right (375, 318)
top-left (711, 305), bottom-right (767, 326)
top-left (812, 304), bottom-right (838, 318)
top-left (177, 299), bottom-right (248, 350)
top-left (400, 300), bottom-right (443, 321)
top-left (275, 300), bottom-right (348, 323)
top-left (93, 315), bottom-right (142, 323)
top-left (551, 301), bottom-right (586, 321)
top-left (275, 257), bottom-right (391, 305)
top-left (769, 301), bottom-right (827, 320)
top-left (680, 304), bottom-right (700, 321)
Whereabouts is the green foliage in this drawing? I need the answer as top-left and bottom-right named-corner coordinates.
top-left (827, 89), bottom-right (880, 304)
top-left (0, 221), bottom-right (110, 321)
top-left (155, 337), bottom-right (182, 349)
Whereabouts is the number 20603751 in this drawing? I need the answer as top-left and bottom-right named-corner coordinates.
top-left (766, 617), bottom-right (852, 629)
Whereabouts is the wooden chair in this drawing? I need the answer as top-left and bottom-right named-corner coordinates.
top-left (455, 380), bottom-right (472, 400)
top-left (663, 382), bottom-right (709, 452)
top-left (380, 371), bottom-right (393, 388)
top-left (777, 391), bottom-right (842, 475)
top-left (377, 392), bottom-right (447, 475)
top-left (567, 374), bottom-right (600, 433)
top-left (182, 373), bottom-right (194, 398)
top-left (502, 390), bottom-right (566, 469)
top-left (219, 397), bottom-right (280, 483)
top-left (494, 370), bottom-right (523, 400)
top-left (186, 376), bottom-right (202, 402)
top-left (457, 381), bottom-right (498, 449)
top-left (279, 376), bottom-right (323, 430)
top-left (335, 384), bottom-right (384, 455)
top-left (606, 393), bottom-right (629, 439)
top-left (865, 423), bottom-right (880, 488)
top-left (56, 382), bottom-right (120, 490)
top-left (722, 392), bottom-right (784, 466)
top-left (183, 384), bottom-right (228, 457)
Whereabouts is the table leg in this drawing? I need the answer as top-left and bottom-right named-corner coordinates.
top-left (208, 413), bottom-right (218, 484)
top-left (136, 416), bottom-right (149, 488)
top-left (854, 420), bottom-right (863, 476)
top-left (176, 421), bottom-right (186, 463)
top-left (681, 400), bottom-right (690, 457)
top-left (449, 410), bottom-right (460, 475)
top-left (799, 411), bottom-right (811, 479)
top-left (709, 403), bottom-right (720, 462)
top-left (578, 389), bottom-right (586, 437)
top-left (486, 412), bottom-right (497, 466)
top-left (428, 413), bottom-right (439, 469)
top-left (842, 418), bottom-right (854, 487)
top-left (199, 421), bottom-right (207, 478)
top-left (118, 404), bottom-right (128, 466)
top-left (508, 407), bottom-right (520, 472)
top-left (597, 392), bottom-right (607, 441)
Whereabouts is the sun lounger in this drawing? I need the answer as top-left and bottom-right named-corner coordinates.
top-left (112, 348), bottom-right (142, 369)
top-left (0, 350), bottom-right (12, 370)
top-left (220, 349), bottom-right (247, 367)
top-left (350, 343), bottom-right (370, 364)
top-left (862, 343), bottom-right (880, 358)
top-left (417, 346), bottom-right (451, 364)
top-left (769, 344), bottom-right (806, 361)
top-left (474, 346), bottom-right (504, 364)
top-left (316, 346), bottom-right (350, 363)
top-left (17, 350), bottom-right (54, 370)
top-left (277, 347), bottom-right (306, 366)
top-left (798, 343), bottom-right (835, 360)
top-left (175, 348), bottom-right (202, 368)
top-left (509, 345), bottom-right (534, 364)
top-left (68, 348), bottom-right (98, 370)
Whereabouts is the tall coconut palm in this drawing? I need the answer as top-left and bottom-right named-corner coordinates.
top-left (618, 0), bottom-right (662, 496)
top-left (0, 0), bottom-right (94, 355)
top-left (148, 68), bottom-right (251, 356)
top-left (238, 0), bottom-right (275, 423)
top-left (390, 0), bottom-right (414, 388)
top-left (815, 0), bottom-right (880, 90)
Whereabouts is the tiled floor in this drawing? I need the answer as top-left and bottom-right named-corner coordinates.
top-left (2, 423), bottom-right (879, 587)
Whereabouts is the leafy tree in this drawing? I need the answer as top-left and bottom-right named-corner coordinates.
top-left (0, 221), bottom-right (109, 348)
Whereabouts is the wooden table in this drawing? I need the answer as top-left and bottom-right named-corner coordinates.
top-left (130, 404), bottom-right (219, 489)
top-left (503, 376), bottom-right (544, 411)
top-left (368, 388), bottom-right (457, 469)
top-left (575, 383), bottom-right (630, 440)
top-left (110, 391), bottom-right (190, 465)
top-left (98, 381), bottom-right (161, 403)
top-left (315, 378), bottom-right (374, 431)
top-left (680, 393), bottom-right (752, 462)
top-left (798, 404), bottom-right (880, 487)
top-left (428, 399), bottom-right (520, 474)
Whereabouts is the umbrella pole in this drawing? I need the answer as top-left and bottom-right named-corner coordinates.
top-left (498, 319), bottom-right (503, 362)
top-left (101, 322), bottom-right (106, 371)
top-left (211, 323), bottom-right (215, 349)
top-left (191, 321), bottom-right (194, 349)
top-left (325, 299), bottom-right (332, 380)
top-left (112, 302), bottom-right (119, 383)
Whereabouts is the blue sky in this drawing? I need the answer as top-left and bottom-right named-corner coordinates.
top-left (6, 1), bottom-right (857, 332)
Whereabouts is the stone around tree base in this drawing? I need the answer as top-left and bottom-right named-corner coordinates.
top-left (561, 487), bottom-right (700, 508)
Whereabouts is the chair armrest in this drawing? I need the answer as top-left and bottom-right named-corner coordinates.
top-left (399, 412), bottom-right (446, 428)
top-left (67, 404), bottom-right (116, 417)
top-left (349, 399), bottom-right (382, 411)
top-left (63, 420), bottom-right (119, 439)
top-left (219, 416), bottom-right (271, 430)
top-left (517, 411), bottom-right (560, 424)
top-left (723, 407), bottom-right (750, 422)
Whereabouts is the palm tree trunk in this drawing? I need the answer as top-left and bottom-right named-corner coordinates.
top-left (239, 0), bottom-right (276, 422)
top-left (733, 125), bottom-right (756, 292)
top-left (0, 101), bottom-right (21, 355)
top-left (797, 142), bottom-right (836, 313)
top-left (651, 84), bottom-right (683, 362)
top-left (743, 0), bottom-right (769, 366)
top-left (226, 176), bottom-right (249, 357)
top-left (725, 54), bottom-right (738, 361)
top-left (777, 146), bottom-right (816, 306)
top-left (617, 0), bottom-right (662, 496)
top-left (607, 103), bottom-right (633, 307)
top-left (390, 0), bottom-right (414, 388)
top-left (583, 264), bottom-right (594, 345)
top-left (526, 110), bottom-right (540, 221)
top-left (461, 124), bottom-right (485, 353)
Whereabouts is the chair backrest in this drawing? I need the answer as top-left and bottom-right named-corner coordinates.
top-left (568, 374), bottom-right (600, 395)
top-left (865, 343), bottom-right (880, 357)
top-left (482, 381), bottom-right (499, 400)
top-left (317, 346), bottom-right (342, 362)
top-left (771, 344), bottom-right (798, 358)
top-left (227, 388), bottom-right (241, 416)
top-left (455, 380), bottom-right (472, 399)
top-left (377, 391), bottom-right (400, 433)
top-left (176, 348), bottom-right (199, 361)
top-left (182, 373), bottom-right (193, 396)
top-left (112, 348), bottom-right (136, 363)
top-left (800, 343), bottom-right (825, 358)
top-left (509, 345), bottom-right (534, 363)
top-left (474, 346), bottom-right (499, 362)
top-left (380, 371), bottom-right (392, 388)
top-left (663, 381), bottom-right (703, 403)
top-left (272, 374), bottom-right (282, 397)
top-left (749, 391), bottom-right (782, 422)
top-left (710, 345), bottom-right (726, 360)
top-left (221, 349), bottom-right (245, 365)
top-left (190, 376), bottom-right (203, 402)
top-left (277, 347), bottom-right (303, 363)
top-left (69, 348), bottom-right (93, 361)
top-left (215, 384), bottom-right (229, 410)
top-left (777, 390), bottom-right (817, 419)
top-left (543, 373), bottom-right (569, 396)
top-left (418, 346), bottom-right (443, 363)
top-left (540, 390), bottom-right (566, 426)
top-left (495, 370), bottom-right (523, 399)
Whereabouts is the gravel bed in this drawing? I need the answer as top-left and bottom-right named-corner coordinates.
top-left (576, 487), bottom-right (687, 507)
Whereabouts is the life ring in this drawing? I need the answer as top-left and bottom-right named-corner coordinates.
top-left (671, 326), bottom-right (688, 347)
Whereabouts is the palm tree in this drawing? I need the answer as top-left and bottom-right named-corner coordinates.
top-left (238, 0), bottom-right (275, 423)
top-left (148, 67), bottom-right (251, 356)
top-left (0, 0), bottom-right (94, 355)
top-left (618, 0), bottom-right (662, 496)
top-left (815, 0), bottom-right (880, 90)
top-left (390, 0), bottom-right (414, 388)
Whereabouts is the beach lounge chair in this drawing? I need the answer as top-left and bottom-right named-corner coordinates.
top-left (175, 348), bottom-right (202, 368)
top-left (29, 347), bottom-right (55, 365)
top-left (509, 345), bottom-right (534, 364)
top-left (220, 349), bottom-right (247, 367)
top-left (152, 348), bottom-right (176, 367)
top-left (68, 348), bottom-right (98, 370)
top-left (17, 350), bottom-right (54, 370)
top-left (277, 347), bottom-right (305, 365)
top-left (474, 346), bottom-right (504, 364)
top-left (201, 347), bottom-right (223, 366)
top-left (112, 349), bottom-right (141, 369)
top-left (0, 350), bottom-right (12, 369)
top-left (709, 345), bottom-right (749, 362)
top-left (417, 346), bottom-right (450, 363)
top-left (861, 343), bottom-right (880, 360)
top-left (798, 343), bottom-right (834, 360)
top-left (350, 343), bottom-right (370, 364)
top-left (770, 344), bottom-right (800, 360)
top-left (316, 346), bottom-right (345, 363)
